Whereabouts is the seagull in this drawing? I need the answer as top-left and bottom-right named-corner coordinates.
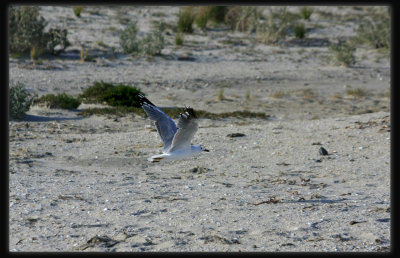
top-left (139, 94), bottom-right (209, 163)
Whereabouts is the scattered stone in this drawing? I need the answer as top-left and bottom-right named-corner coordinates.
top-left (310, 193), bottom-right (323, 199)
top-left (200, 235), bottom-right (240, 245)
top-left (177, 54), bottom-right (196, 61)
top-left (188, 166), bottom-right (211, 174)
top-left (276, 162), bottom-right (290, 166)
top-left (249, 196), bottom-right (281, 206)
top-left (222, 182), bottom-right (233, 188)
top-left (76, 235), bottom-right (120, 250)
top-left (25, 216), bottom-right (40, 227)
top-left (319, 147), bottom-right (328, 155)
top-left (349, 220), bottom-right (365, 225)
top-left (309, 183), bottom-right (327, 189)
top-left (226, 133), bottom-right (246, 138)
top-left (312, 142), bottom-right (322, 145)
top-left (281, 243), bottom-right (295, 247)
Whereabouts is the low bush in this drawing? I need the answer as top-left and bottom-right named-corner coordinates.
top-left (195, 6), bottom-right (210, 30)
top-left (80, 81), bottom-right (144, 107)
top-left (216, 88), bottom-right (225, 101)
top-left (192, 6), bottom-right (228, 30)
top-left (9, 82), bottom-right (36, 120)
top-left (120, 22), bottom-right (140, 55)
top-left (73, 6), bottom-right (84, 17)
top-left (8, 6), bottom-right (70, 56)
top-left (79, 106), bottom-right (144, 117)
top-left (232, 6), bottom-right (261, 33)
top-left (175, 33), bottom-right (184, 45)
top-left (293, 23), bottom-right (306, 39)
top-left (207, 6), bottom-right (228, 24)
top-left (225, 6), bottom-right (303, 44)
top-left (8, 6), bottom-right (47, 54)
top-left (224, 6), bottom-right (242, 30)
top-left (177, 7), bottom-right (195, 33)
top-left (120, 21), bottom-right (165, 56)
top-left (346, 88), bottom-right (368, 98)
top-left (329, 41), bottom-right (356, 67)
top-left (300, 6), bottom-right (313, 20)
top-left (140, 21), bottom-right (166, 56)
top-left (256, 7), bottom-right (293, 44)
top-left (44, 28), bottom-right (70, 55)
top-left (353, 12), bottom-right (390, 49)
top-left (34, 93), bottom-right (81, 109)
top-left (30, 46), bottom-right (43, 63)
top-left (80, 106), bottom-right (269, 119)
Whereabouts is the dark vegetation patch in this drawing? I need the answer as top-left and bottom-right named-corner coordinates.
top-left (34, 93), bottom-right (81, 109)
top-left (79, 81), bottom-right (144, 107)
top-left (79, 106), bottom-right (269, 120)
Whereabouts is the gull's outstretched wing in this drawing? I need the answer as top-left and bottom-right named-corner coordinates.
top-left (139, 94), bottom-right (177, 151)
top-left (169, 107), bottom-right (198, 152)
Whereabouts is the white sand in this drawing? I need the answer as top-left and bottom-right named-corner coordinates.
top-left (9, 6), bottom-right (390, 252)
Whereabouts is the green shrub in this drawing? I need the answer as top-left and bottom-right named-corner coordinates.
top-left (353, 13), bottom-right (390, 49)
top-left (8, 6), bottom-right (47, 54)
top-left (120, 21), bottom-right (165, 56)
top-left (300, 6), bottom-right (313, 20)
top-left (269, 90), bottom-right (289, 98)
top-left (79, 106), bottom-right (144, 117)
top-left (175, 33), bottom-right (184, 45)
top-left (234, 6), bottom-right (262, 32)
top-left (9, 6), bottom-right (70, 56)
top-left (256, 7), bottom-right (292, 44)
top-left (73, 6), bottom-right (84, 17)
top-left (120, 22), bottom-right (140, 55)
top-left (9, 82), bottom-right (36, 120)
top-left (195, 6), bottom-right (210, 30)
top-left (329, 41), bottom-right (356, 67)
top-left (216, 88), bottom-right (225, 101)
top-left (208, 6), bottom-right (228, 24)
top-left (80, 81), bottom-right (144, 107)
top-left (177, 7), bottom-right (195, 33)
top-left (346, 88), bottom-right (367, 98)
top-left (30, 46), bottom-right (43, 63)
top-left (44, 28), bottom-right (70, 55)
top-left (34, 93), bottom-right (81, 109)
top-left (80, 106), bottom-right (269, 119)
top-left (140, 22), bottom-right (165, 56)
top-left (193, 6), bottom-right (227, 30)
top-left (293, 23), bottom-right (306, 39)
top-left (225, 6), bottom-right (300, 44)
top-left (245, 90), bottom-right (251, 101)
top-left (224, 6), bottom-right (242, 30)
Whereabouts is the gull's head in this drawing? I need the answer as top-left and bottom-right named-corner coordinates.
top-left (201, 146), bottom-right (209, 152)
top-left (192, 145), bottom-right (209, 153)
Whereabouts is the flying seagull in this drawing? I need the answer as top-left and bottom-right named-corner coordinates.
top-left (139, 94), bottom-right (209, 163)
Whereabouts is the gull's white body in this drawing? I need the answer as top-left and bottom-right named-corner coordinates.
top-left (148, 145), bottom-right (204, 162)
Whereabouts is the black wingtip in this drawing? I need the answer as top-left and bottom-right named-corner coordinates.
top-left (183, 106), bottom-right (197, 119)
top-left (138, 93), bottom-right (156, 107)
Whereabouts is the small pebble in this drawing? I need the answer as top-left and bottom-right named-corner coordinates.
top-left (227, 133), bottom-right (246, 138)
top-left (319, 147), bottom-right (328, 155)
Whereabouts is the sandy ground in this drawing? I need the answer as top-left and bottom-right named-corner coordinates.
top-left (9, 6), bottom-right (390, 252)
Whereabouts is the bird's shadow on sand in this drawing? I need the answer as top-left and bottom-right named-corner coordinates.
top-left (20, 113), bottom-right (85, 122)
